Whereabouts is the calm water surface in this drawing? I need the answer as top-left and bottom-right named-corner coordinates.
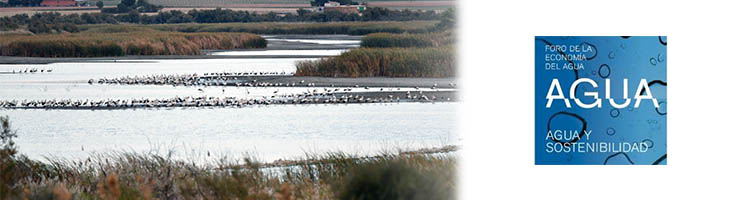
top-left (4, 102), bottom-right (457, 162)
top-left (0, 58), bottom-right (311, 83)
top-left (0, 38), bottom-right (457, 163)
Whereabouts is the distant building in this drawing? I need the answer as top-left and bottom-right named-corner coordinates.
top-left (316, 1), bottom-right (367, 15)
top-left (40, 0), bottom-right (76, 7)
top-left (323, 1), bottom-right (340, 7)
top-left (325, 6), bottom-right (362, 14)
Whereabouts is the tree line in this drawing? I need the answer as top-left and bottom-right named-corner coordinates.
top-left (101, 0), bottom-right (164, 14)
top-left (0, 7), bottom-right (443, 34)
top-left (1, 0), bottom-right (43, 7)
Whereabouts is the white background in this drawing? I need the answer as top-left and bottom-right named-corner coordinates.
top-left (459, 0), bottom-right (749, 199)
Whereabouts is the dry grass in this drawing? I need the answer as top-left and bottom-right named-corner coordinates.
top-left (0, 116), bottom-right (456, 199)
top-left (296, 46), bottom-right (455, 77)
top-left (361, 32), bottom-right (453, 48)
top-left (0, 7), bottom-right (101, 17)
top-left (3, 149), bottom-right (455, 199)
top-left (0, 29), bottom-right (266, 57)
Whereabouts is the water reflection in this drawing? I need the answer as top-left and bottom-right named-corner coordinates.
top-left (8, 102), bottom-right (457, 163)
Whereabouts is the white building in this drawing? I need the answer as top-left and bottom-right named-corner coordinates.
top-left (323, 1), bottom-right (340, 7)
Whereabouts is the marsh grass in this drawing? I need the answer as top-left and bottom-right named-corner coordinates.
top-left (0, 30), bottom-right (266, 57)
top-left (1, 149), bottom-right (455, 199)
top-left (360, 32), bottom-right (454, 48)
top-left (0, 117), bottom-right (456, 200)
top-left (296, 27), bottom-right (455, 78)
top-left (295, 46), bottom-right (455, 77)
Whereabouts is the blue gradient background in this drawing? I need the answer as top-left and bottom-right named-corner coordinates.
top-left (535, 36), bottom-right (667, 165)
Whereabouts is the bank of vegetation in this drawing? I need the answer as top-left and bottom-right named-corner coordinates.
top-left (360, 31), bottom-right (454, 48)
top-left (295, 8), bottom-right (455, 77)
top-left (0, 116), bottom-right (456, 199)
top-left (0, 29), bottom-right (266, 57)
top-left (78, 20), bottom-right (439, 35)
top-left (296, 47), bottom-right (455, 77)
top-left (0, 7), bottom-right (444, 34)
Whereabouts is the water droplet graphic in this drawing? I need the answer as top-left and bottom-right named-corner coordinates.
top-left (547, 112), bottom-right (588, 144)
top-left (656, 101), bottom-right (667, 115)
top-left (610, 108), bottom-right (620, 118)
top-left (608, 51), bottom-right (615, 59)
top-left (598, 64), bottom-right (611, 78)
top-left (607, 127), bottom-right (616, 136)
top-left (659, 36), bottom-right (667, 46)
top-left (604, 152), bottom-right (634, 165)
top-left (650, 57), bottom-right (657, 65)
top-left (642, 139), bottom-right (654, 148)
top-left (657, 53), bottom-right (664, 62)
top-left (580, 42), bottom-right (598, 60)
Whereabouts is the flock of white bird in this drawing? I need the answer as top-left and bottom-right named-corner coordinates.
top-left (2, 71), bottom-right (454, 110)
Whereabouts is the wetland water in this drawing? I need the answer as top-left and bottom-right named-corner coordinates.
top-left (0, 35), bottom-right (458, 163)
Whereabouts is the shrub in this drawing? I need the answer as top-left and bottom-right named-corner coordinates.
top-left (338, 159), bottom-right (455, 200)
top-left (0, 116), bottom-right (19, 199)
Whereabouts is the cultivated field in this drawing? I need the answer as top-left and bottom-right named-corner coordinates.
top-left (156, 7), bottom-right (300, 15)
top-left (0, 0), bottom-right (456, 17)
top-left (145, 0), bottom-right (454, 8)
top-left (0, 0), bottom-right (455, 16)
top-left (0, 7), bottom-right (100, 17)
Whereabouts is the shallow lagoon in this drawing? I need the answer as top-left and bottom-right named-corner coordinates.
top-left (0, 36), bottom-right (457, 163)
top-left (5, 102), bottom-right (457, 162)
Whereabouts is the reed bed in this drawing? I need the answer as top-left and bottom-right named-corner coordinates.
top-left (360, 32), bottom-right (454, 48)
top-left (296, 46), bottom-right (455, 77)
top-left (0, 30), bottom-right (266, 57)
top-left (78, 21), bottom-right (440, 35)
top-left (0, 116), bottom-right (456, 199)
top-left (13, 152), bottom-right (454, 199)
top-left (2, 148), bottom-right (456, 199)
